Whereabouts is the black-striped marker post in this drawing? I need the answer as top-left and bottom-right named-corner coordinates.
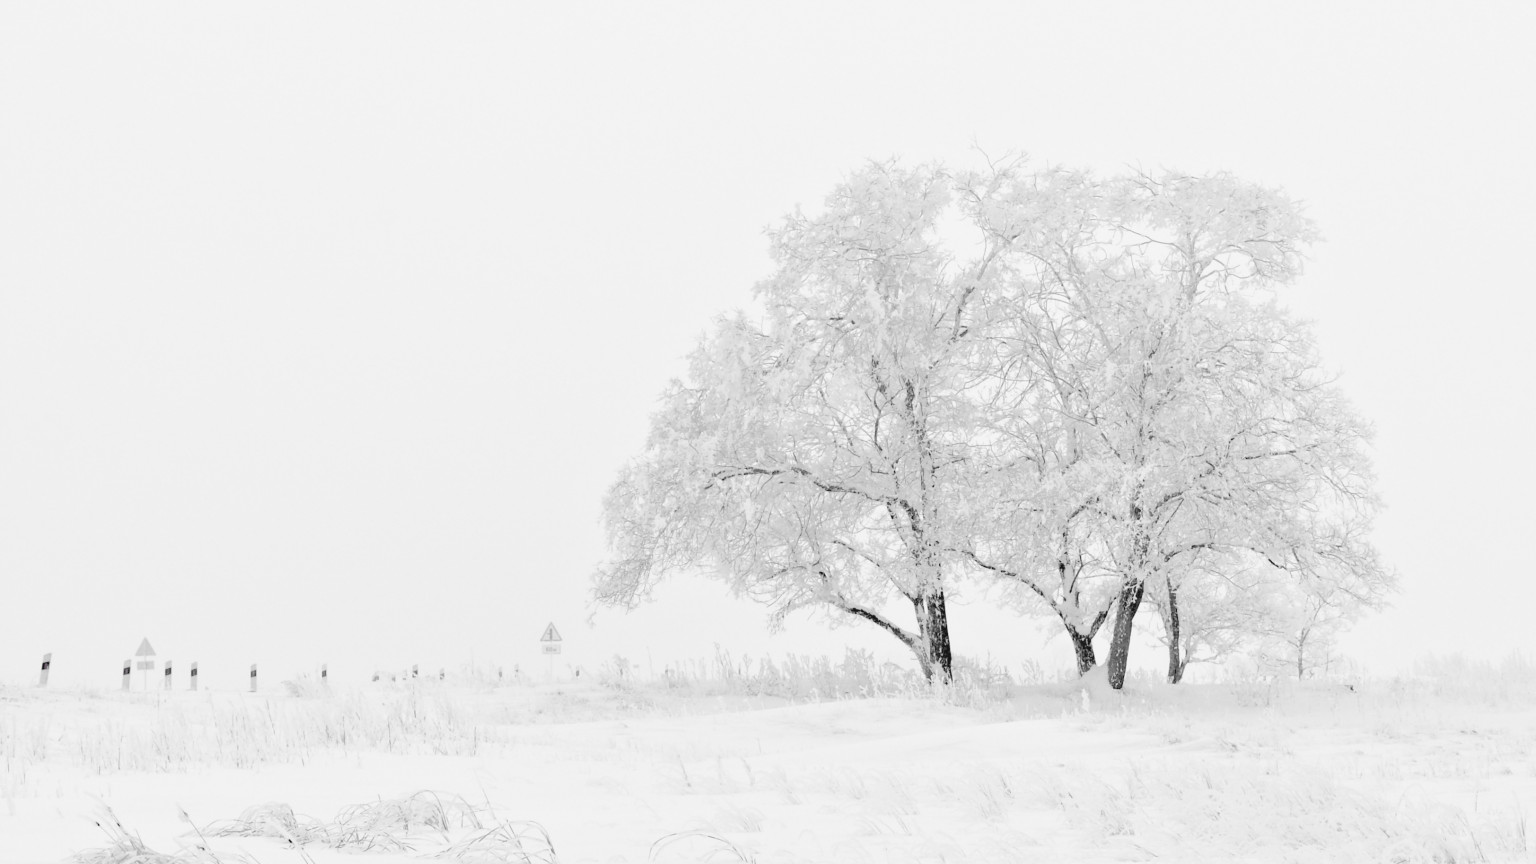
top-left (39, 653), bottom-right (51, 687)
top-left (320, 663), bottom-right (328, 687)
top-left (164, 661), bottom-right (173, 691)
top-left (249, 663), bottom-right (257, 693)
top-left (122, 659), bottom-right (131, 691)
top-left (190, 662), bottom-right (198, 692)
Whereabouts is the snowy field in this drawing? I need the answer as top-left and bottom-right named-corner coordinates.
top-left (4, 657), bottom-right (1535, 863)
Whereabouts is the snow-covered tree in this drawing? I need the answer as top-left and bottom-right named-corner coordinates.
top-left (595, 158), bottom-right (1390, 691)
top-left (1246, 506), bottom-right (1390, 679)
top-left (594, 162), bottom-right (1020, 682)
top-left (960, 167), bottom-right (1390, 689)
top-left (1146, 554), bottom-right (1287, 683)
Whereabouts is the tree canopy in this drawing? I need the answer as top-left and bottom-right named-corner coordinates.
top-left (594, 158), bottom-right (1391, 689)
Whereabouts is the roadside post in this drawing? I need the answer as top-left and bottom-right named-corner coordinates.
top-left (39, 653), bottom-right (51, 687)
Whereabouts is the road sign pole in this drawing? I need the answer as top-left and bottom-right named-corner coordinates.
top-left (133, 638), bottom-right (158, 692)
top-left (539, 622), bottom-right (564, 679)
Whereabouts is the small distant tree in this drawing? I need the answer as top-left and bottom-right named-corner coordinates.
top-left (1250, 510), bottom-right (1390, 679)
top-left (1149, 495), bottom-right (1391, 683)
top-left (1146, 554), bottom-right (1285, 683)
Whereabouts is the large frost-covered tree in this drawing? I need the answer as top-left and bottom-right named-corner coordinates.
top-left (595, 163), bottom-right (1021, 682)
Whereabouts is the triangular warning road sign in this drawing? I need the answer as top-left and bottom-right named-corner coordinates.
top-left (135, 638), bottom-right (156, 657)
top-left (539, 622), bottom-right (562, 642)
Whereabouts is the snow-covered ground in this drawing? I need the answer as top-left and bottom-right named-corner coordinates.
top-left (3, 663), bottom-right (1534, 863)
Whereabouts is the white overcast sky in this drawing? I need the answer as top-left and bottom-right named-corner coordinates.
top-left (2, 3), bottom-right (1533, 687)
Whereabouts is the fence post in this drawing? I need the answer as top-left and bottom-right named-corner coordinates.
top-left (190, 661), bottom-right (198, 692)
top-left (39, 653), bottom-right (51, 687)
top-left (122, 659), bottom-right (131, 691)
top-left (250, 663), bottom-right (257, 693)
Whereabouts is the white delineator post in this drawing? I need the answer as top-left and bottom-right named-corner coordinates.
top-left (122, 659), bottom-right (131, 691)
top-left (190, 662), bottom-right (198, 692)
top-left (164, 660), bottom-right (173, 691)
top-left (39, 653), bottom-right (51, 687)
top-left (250, 664), bottom-right (257, 693)
top-left (321, 663), bottom-right (328, 688)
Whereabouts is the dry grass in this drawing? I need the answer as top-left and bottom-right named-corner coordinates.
top-left (206, 790), bottom-right (486, 853)
top-left (73, 805), bottom-right (259, 864)
top-left (648, 831), bottom-right (756, 863)
top-left (433, 821), bottom-right (557, 864)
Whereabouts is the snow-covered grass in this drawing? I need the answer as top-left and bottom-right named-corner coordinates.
top-left (3, 652), bottom-right (1534, 862)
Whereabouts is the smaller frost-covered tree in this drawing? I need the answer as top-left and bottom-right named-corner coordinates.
top-left (964, 167), bottom-right (1391, 689)
top-left (1149, 501), bottom-right (1391, 682)
top-left (1146, 554), bottom-right (1290, 684)
top-left (1251, 509), bottom-right (1390, 679)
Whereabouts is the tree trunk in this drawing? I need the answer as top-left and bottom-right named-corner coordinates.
top-left (1164, 581), bottom-right (1183, 684)
top-left (1106, 578), bottom-right (1146, 690)
top-left (922, 588), bottom-right (953, 683)
top-left (1069, 629), bottom-right (1098, 677)
top-left (1060, 606), bottom-right (1109, 677)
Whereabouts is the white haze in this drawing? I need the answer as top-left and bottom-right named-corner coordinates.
top-left (1, 4), bottom-right (1534, 689)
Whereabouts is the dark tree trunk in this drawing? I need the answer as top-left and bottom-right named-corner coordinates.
top-left (1106, 578), bottom-right (1147, 690)
top-left (922, 588), bottom-right (953, 683)
top-left (1062, 607), bottom-right (1109, 677)
top-left (1070, 630), bottom-right (1098, 677)
top-left (1165, 581), bottom-right (1183, 684)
